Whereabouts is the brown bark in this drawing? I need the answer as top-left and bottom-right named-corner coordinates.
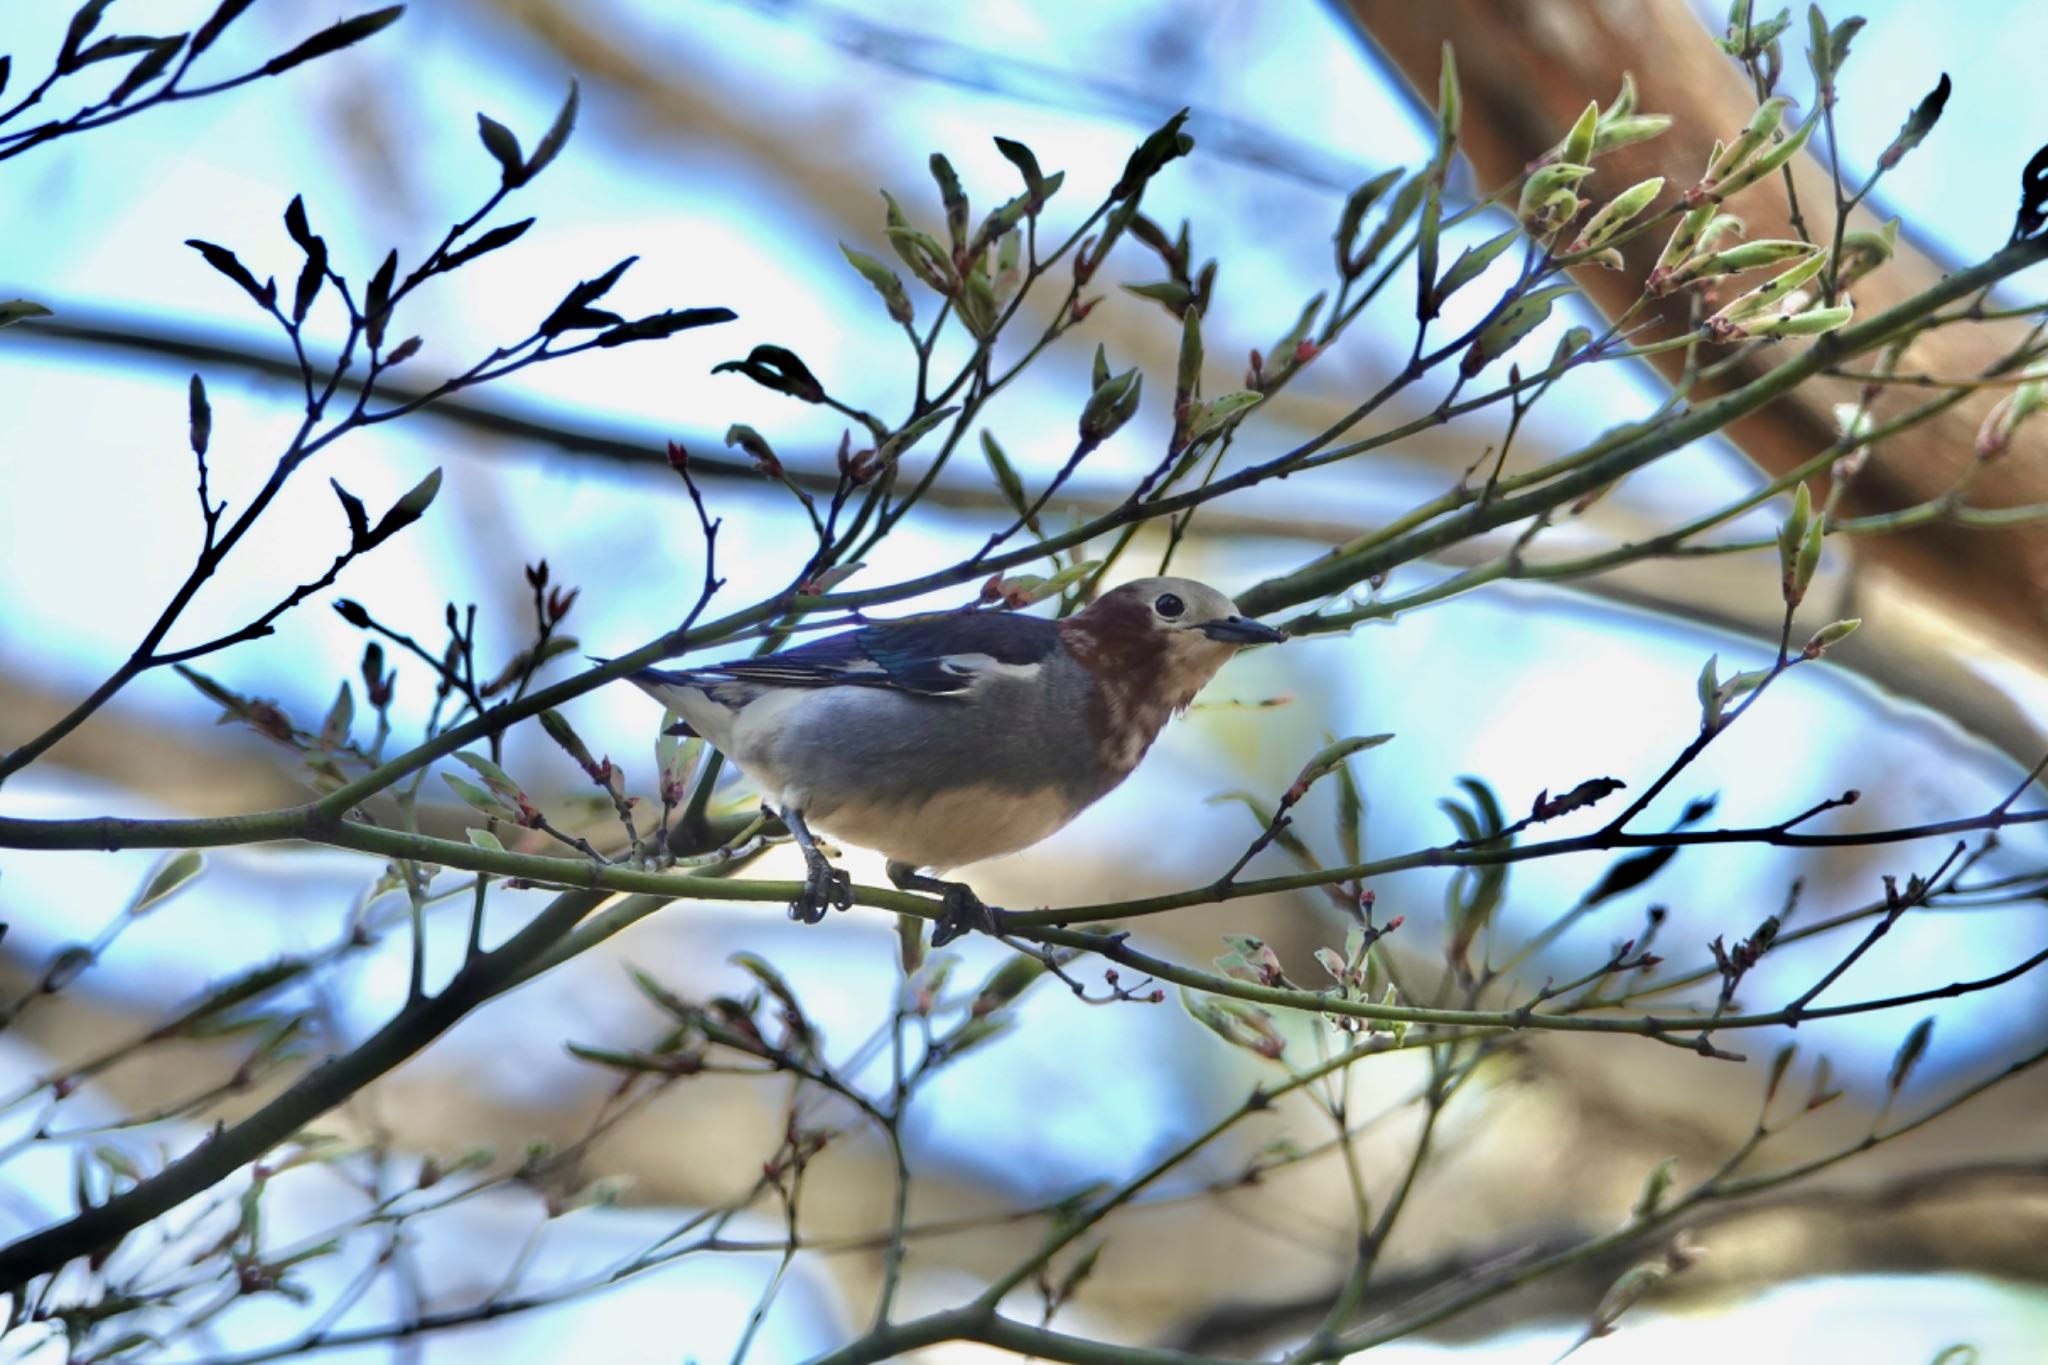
top-left (1345, 0), bottom-right (2048, 657)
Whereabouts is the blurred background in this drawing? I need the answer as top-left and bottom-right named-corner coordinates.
top-left (4, 0), bottom-right (2048, 1360)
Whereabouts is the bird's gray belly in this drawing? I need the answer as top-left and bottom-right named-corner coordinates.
top-left (738, 684), bottom-right (1109, 870)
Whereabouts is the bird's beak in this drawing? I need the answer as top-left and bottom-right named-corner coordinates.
top-left (1199, 615), bottom-right (1287, 646)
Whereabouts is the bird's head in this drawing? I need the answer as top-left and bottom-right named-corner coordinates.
top-left (1061, 576), bottom-right (1284, 715)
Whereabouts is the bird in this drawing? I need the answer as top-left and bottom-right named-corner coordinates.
top-left (629, 575), bottom-right (1285, 943)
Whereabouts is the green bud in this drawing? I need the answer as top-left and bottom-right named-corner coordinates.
top-left (1778, 482), bottom-right (1813, 602)
top-left (1334, 168), bottom-right (1402, 277)
top-left (1430, 228), bottom-right (1518, 312)
top-left (1835, 218), bottom-right (1899, 289)
top-left (886, 223), bottom-right (957, 294)
top-left (1705, 113), bottom-right (1818, 203)
top-left (1177, 305), bottom-right (1203, 398)
top-left (0, 299), bottom-right (53, 328)
top-left (1706, 96), bottom-right (1792, 183)
top-left (1707, 249), bottom-right (1830, 331)
top-left (1569, 177), bottom-right (1664, 253)
top-left (1665, 240), bottom-right (1816, 293)
top-left (1559, 99), bottom-right (1599, 167)
top-left (1632, 1155), bottom-right (1678, 1218)
top-left (1592, 113), bottom-right (1673, 156)
top-left (131, 850), bottom-right (205, 915)
top-left (1976, 368), bottom-right (2048, 460)
top-left (1184, 390), bottom-right (1263, 444)
top-left (1745, 303), bottom-right (1854, 338)
top-left (1605, 72), bottom-right (1639, 120)
top-left (1517, 163), bottom-right (1593, 232)
top-left (928, 152), bottom-right (968, 250)
top-left (1460, 285), bottom-right (1576, 378)
top-left (1433, 42), bottom-right (1460, 170)
top-left (1079, 367), bottom-right (1142, 444)
top-left (369, 467), bottom-right (442, 542)
top-left (1802, 617), bottom-right (1861, 657)
top-left (841, 244), bottom-right (913, 325)
top-left (1888, 1016), bottom-right (1934, 1093)
top-left (1654, 204), bottom-right (1718, 275)
top-left (1791, 515), bottom-right (1824, 604)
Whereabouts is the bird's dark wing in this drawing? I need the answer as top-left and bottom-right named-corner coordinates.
top-left (643, 611), bottom-right (1062, 698)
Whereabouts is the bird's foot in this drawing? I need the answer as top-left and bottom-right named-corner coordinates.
top-left (789, 853), bottom-right (853, 924)
top-left (929, 882), bottom-right (1006, 947)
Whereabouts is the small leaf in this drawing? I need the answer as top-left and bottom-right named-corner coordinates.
top-left (365, 249), bottom-right (398, 348)
top-left (1560, 99), bottom-right (1599, 167)
top-left (1632, 1155), bottom-right (1677, 1218)
top-left (1581, 846), bottom-right (1678, 909)
top-left (368, 467), bottom-right (441, 542)
top-left (1803, 617), bottom-right (1861, 657)
top-left (540, 256), bottom-right (637, 336)
top-left (1178, 986), bottom-right (1286, 1060)
top-left (1430, 228), bottom-right (1518, 311)
top-left (730, 951), bottom-right (813, 1050)
top-left (439, 217), bottom-right (535, 273)
top-left (1286, 734), bottom-right (1395, 803)
top-left (329, 479), bottom-right (369, 547)
top-left (58, 0), bottom-right (116, 69)
top-left (593, 306), bottom-right (737, 347)
top-left (981, 431), bottom-right (1033, 523)
top-left (261, 5), bottom-right (404, 76)
top-left (107, 35), bottom-right (183, 106)
top-left (1765, 1041), bottom-right (1798, 1105)
top-left (0, 299), bottom-right (52, 328)
top-left (476, 113), bottom-right (524, 186)
top-left (928, 152), bottom-right (969, 250)
top-left (523, 80), bottom-right (579, 183)
top-left (1571, 177), bottom-right (1664, 252)
top-left (1881, 73), bottom-right (1950, 170)
top-left (452, 749), bottom-right (522, 801)
top-left (188, 374), bottom-right (211, 456)
top-left (1183, 391), bottom-right (1262, 445)
top-left (466, 827), bottom-right (505, 852)
top-left (442, 772), bottom-right (515, 820)
top-left (320, 682), bottom-right (354, 745)
top-left (192, 0), bottom-right (256, 55)
top-left (712, 344), bottom-right (826, 402)
top-left (877, 404), bottom-right (961, 465)
top-left (131, 850), bottom-right (205, 915)
top-left (993, 135), bottom-right (1044, 199)
top-left (1112, 108), bottom-right (1193, 199)
top-left (1888, 1016), bottom-right (1934, 1094)
top-left (841, 243), bottom-right (913, 325)
top-left (1334, 167), bottom-right (1402, 276)
top-left (1460, 284), bottom-right (1576, 377)
top-left (185, 239), bottom-right (273, 309)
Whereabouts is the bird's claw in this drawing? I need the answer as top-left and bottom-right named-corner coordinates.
top-left (790, 856), bottom-right (853, 924)
top-left (930, 884), bottom-right (1006, 946)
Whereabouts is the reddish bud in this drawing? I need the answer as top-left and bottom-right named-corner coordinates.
top-left (666, 439), bottom-right (690, 471)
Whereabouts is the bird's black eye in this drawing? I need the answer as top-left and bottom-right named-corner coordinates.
top-left (1154, 592), bottom-right (1186, 619)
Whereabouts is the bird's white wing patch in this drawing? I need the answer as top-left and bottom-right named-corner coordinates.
top-left (936, 653), bottom-right (1043, 684)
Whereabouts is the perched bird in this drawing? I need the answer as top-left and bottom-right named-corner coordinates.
top-left (631, 576), bottom-right (1284, 942)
